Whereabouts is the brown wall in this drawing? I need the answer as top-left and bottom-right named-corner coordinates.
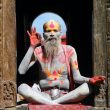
top-left (93, 0), bottom-right (107, 107)
top-left (0, 0), bottom-right (16, 108)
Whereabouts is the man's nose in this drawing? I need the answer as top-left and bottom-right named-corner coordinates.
top-left (50, 32), bottom-right (55, 37)
top-left (50, 34), bottom-right (54, 37)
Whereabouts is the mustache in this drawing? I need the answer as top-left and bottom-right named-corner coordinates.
top-left (47, 37), bottom-right (57, 41)
top-left (41, 37), bottom-right (58, 46)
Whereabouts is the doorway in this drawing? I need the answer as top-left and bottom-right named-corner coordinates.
top-left (16, 0), bottom-right (93, 105)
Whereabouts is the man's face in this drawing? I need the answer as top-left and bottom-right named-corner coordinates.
top-left (43, 20), bottom-right (61, 44)
top-left (42, 20), bottom-right (62, 58)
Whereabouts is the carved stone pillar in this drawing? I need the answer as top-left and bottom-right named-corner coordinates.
top-left (0, 0), bottom-right (3, 107)
top-left (107, 1), bottom-right (110, 107)
top-left (93, 0), bottom-right (107, 107)
top-left (0, 0), bottom-right (16, 108)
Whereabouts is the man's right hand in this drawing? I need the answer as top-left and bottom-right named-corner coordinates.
top-left (27, 27), bottom-right (41, 48)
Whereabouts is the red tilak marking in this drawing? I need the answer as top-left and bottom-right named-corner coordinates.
top-left (49, 22), bottom-right (55, 28)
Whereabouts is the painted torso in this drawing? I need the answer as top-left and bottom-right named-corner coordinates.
top-left (34, 45), bottom-right (74, 90)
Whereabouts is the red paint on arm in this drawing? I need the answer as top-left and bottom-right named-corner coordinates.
top-left (67, 47), bottom-right (74, 59)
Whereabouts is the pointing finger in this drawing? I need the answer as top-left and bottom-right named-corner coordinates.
top-left (27, 30), bottom-right (31, 37)
top-left (34, 27), bottom-right (36, 33)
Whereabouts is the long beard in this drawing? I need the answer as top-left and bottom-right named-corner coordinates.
top-left (43, 38), bottom-right (60, 59)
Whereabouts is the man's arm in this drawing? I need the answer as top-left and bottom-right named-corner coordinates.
top-left (69, 46), bottom-right (90, 84)
top-left (69, 46), bottom-right (105, 85)
top-left (18, 27), bottom-right (41, 75)
top-left (18, 46), bottom-right (36, 74)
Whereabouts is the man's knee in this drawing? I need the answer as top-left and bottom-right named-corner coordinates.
top-left (18, 83), bottom-right (31, 96)
top-left (79, 83), bottom-right (92, 96)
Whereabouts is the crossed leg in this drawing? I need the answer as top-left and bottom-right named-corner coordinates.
top-left (53, 83), bottom-right (92, 104)
top-left (18, 83), bottom-right (92, 105)
top-left (18, 83), bottom-right (56, 105)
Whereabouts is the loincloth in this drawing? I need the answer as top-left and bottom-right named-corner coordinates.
top-left (42, 87), bottom-right (69, 100)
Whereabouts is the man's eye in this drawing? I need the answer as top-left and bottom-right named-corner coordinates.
top-left (46, 30), bottom-right (51, 32)
top-left (54, 30), bottom-right (58, 32)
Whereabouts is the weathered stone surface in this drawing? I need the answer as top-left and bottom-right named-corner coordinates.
top-left (16, 104), bottom-right (28, 110)
top-left (0, 0), bottom-right (3, 108)
top-left (107, 3), bottom-right (110, 108)
top-left (107, 41), bottom-right (110, 59)
top-left (107, 17), bottom-right (110, 34)
top-left (94, 107), bottom-right (105, 110)
top-left (105, 108), bottom-right (110, 110)
top-left (0, 0), bottom-right (16, 108)
top-left (2, 0), bottom-right (16, 81)
top-left (5, 107), bottom-right (16, 110)
top-left (107, 78), bottom-right (110, 107)
top-left (107, 42), bottom-right (110, 107)
top-left (93, 0), bottom-right (107, 107)
top-left (2, 81), bottom-right (16, 107)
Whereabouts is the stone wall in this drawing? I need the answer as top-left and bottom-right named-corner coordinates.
top-left (93, 0), bottom-right (107, 107)
top-left (107, 0), bottom-right (110, 108)
top-left (0, 0), bottom-right (110, 109)
top-left (0, 0), bottom-right (16, 108)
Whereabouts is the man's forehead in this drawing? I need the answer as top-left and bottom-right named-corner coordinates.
top-left (43, 20), bottom-right (61, 30)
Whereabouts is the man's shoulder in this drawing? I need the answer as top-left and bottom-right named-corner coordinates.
top-left (62, 44), bottom-right (75, 51)
top-left (61, 45), bottom-right (76, 58)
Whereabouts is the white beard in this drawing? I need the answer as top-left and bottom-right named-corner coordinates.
top-left (43, 38), bottom-right (61, 59)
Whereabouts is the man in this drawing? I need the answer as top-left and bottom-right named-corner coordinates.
top-left (18, 19), bottom-right (105, 105)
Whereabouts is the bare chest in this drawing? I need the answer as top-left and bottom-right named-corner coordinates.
top-left (36, 51), bottom-right (68, 80)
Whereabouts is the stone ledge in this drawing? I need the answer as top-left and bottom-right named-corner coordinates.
top-left (16, 104), bottom-right (93, 110)
top-left (16, 104), bottom-right (28, 110)
top-left (0, 105), bottom-right (109, 110)
top-left (28, 104), bottom-right (93, 110)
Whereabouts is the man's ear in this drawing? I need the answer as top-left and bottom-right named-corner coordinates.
top-left (43, 32), bottom-right (46, 40)
top-left (59, 31), bottom-right (64, 37)
top-left (60, 31), bottom-right (63, 35)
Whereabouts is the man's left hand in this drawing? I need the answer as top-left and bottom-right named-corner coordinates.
top-left (89, 76), bottom-right (106, 85)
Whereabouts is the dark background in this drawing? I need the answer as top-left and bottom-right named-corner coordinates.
top-left (16, 0), bottom-right (93, 105)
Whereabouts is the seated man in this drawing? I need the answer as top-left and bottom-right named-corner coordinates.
top-left (18, 19), bottom-right (105, 105)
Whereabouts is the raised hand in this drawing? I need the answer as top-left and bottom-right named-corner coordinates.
top-left (27, 27), bottom-right (41, 48)
top-left (89, 76), bottom-right (106, 85)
